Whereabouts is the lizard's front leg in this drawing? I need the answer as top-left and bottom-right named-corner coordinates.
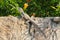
top-left (26, 20), bottom-right (32, 36)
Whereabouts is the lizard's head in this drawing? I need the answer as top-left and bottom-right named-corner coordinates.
top-left (18, 7), bottom-right (24, 14)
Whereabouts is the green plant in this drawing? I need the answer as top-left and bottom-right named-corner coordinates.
top-left (0, 0), bottom-right (60, 17)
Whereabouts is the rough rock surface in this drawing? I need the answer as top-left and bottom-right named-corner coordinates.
top-left (0, 16), bottom-right (60, 40)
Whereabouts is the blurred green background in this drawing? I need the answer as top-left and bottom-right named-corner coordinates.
top-left (0, 0), bottom-right (60, 17)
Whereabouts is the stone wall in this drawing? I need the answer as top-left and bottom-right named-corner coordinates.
top-left (0, 16), bottom-right (60, 40)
